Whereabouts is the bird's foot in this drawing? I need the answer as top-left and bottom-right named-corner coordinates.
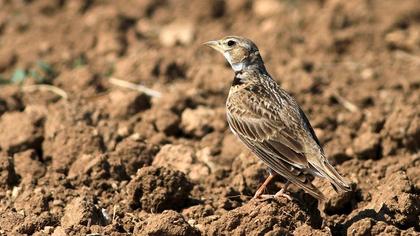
top-left (274, 189), bottom-right (292, 201)
top-left (252, 174), bottom-right (275, 200)
top-left (252, 188), bottom-right (265, 199)
top-left (252, 194), bottom-right (274, 202)
top-left (256, 189), bottom-right (292, 201)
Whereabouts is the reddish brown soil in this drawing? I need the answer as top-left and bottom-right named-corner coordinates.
top-left (0, 0), bottom-right (419, 235)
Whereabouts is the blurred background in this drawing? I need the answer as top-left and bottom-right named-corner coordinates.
top-left (0, 0), bottom-right (419, 235)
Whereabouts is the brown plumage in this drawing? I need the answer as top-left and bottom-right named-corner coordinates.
top-left (205, 36), bottom-right (351, 201)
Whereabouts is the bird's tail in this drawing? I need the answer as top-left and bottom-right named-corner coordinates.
top-left (283, 164), bottom-right (327, 201)
top-left (310, 154), bottom-right (352, 193)
top-left (295, 177), bottom-right (327, 201)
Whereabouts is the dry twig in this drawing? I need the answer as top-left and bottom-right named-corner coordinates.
top-left (21, 84), bottom-right (68, 100)
top-left (109, 77), bottom-right (161, 98)
top-left (332, 92), bottom-right (359, 113)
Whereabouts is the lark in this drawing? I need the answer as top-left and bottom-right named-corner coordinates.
top-left (205, 36), bottom-right (351, 201)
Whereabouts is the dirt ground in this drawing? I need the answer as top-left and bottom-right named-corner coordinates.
top-left (0, 0), bottom-right (419, 235)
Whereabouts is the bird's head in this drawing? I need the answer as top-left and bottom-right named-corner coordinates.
top-left (204, 36), bottom-right (264, 72)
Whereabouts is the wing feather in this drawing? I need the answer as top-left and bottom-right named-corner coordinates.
top-left (227, 105), bottom-right (309, 169)
top-left (234, 133), bottom-right (326, 200)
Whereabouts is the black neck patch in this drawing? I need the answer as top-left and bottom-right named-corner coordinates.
top-left (232, 71), bottom-right (244, 86)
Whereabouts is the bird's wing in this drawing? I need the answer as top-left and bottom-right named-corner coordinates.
top-left (227, 85), bottom-right (311, 170)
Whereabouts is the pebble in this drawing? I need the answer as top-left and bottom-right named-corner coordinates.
top-left (159, 22), bottom-right (195, 47)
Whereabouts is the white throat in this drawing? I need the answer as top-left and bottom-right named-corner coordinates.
top-left (224, 52), bottom-right (245, 71)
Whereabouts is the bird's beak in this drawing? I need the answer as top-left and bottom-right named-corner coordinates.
top-left (203, 40), bottom-right (224, 53)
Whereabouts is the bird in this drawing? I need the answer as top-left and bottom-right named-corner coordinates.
top-left (204, 36), bottom-right (351, 201)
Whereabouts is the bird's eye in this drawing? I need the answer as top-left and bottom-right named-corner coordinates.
top-left (227, 40), bottom-right (236, 47)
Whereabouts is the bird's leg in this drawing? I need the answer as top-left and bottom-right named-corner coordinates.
top-left (273, 181), bottom-right (292, 200)
top-left (253, 173), bottom-right (275, 199)
top-left (259, 181), bottom-right (292, 201)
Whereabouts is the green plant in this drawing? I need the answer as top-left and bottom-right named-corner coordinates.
top-left (29, 61), bottom-right (57, 84)
top-left (72, 55), bottom-right (87, 68)
top-left (11, 69), bottom-right (27, 84)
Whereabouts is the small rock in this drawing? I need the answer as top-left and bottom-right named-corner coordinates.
top-left (14, 212), bottom-right (58, 235)
top-left (195, 147), bottom-right (217, 173)
top-left (38, 41), bottom-right (53, 55)
top-left (43, 122), bottom-right (104, 172)
top-left (13, 150), bottom-right (46, 185)
top-left (0, 48), bottom-right (16, 72)
top-left (159, 21), bottom-right (195, 47)
top-left (283, 71), bottom-right (314, 93)
top-left (360, 108), bottom-right (386, 133)
top-left (54, 67), bottom-right (101, 95)
top-left (353, 131), bottom-right (381, 159)
top-left (133, 120), bottom-right (159, 143)
top-left (0, 85), bottom-right (23, 115)
top-left (67, 154), bottom-right (107, 180)
top-left (294, 224), bottom-right (331, 236)
top-left (41, 226), bottom-right (55, 234)
top-left (181, 106), bottom-right (224, 137)
top-left (347, 218), bottom-right (416, 236)
top-left (225, 0), bottom-right (248, 13)
top-left (406, 156), bottom-right (420, 190)
top-left (381, 105), bottom-right (419, 155)
top-left (95, 31), bottom-right (124, 59)
top-left (221, 133), bottom-right (245, 163)
top-left (151, 86), bottom-right (190, 112)
top-left (371, 221), bottom-right (416, 235)
top-left (385, 29), bottom-right (418, 51)
top-left (182, 204), bottom-right (215, 219)
top-left (153, 109), bottom-right (180, 135)
top-left (347, 218), bottom-right (373, 236)
top-left (0, 108), bottom-right (45, 154)
top-left (0, 152), bottom-right (19, 190)
top-left (137, 107), bottom-right (181, 139)
top-left (61, 196), bottom-right (107, 229)
top-left (218, 133), bottom-right (246, 166)
top-left (135, 19), bottom-right (159, 37)
top-left (153, 144), bottom-right (194, 174)
top-left (385, 30), bottom-right (406, 50)
top-left (205, 199), bottom-right (321, 234)
top-left (367, 171), bottom-right (419, 228)
top-left (231, 163), bottom-right (268, 195)
top-left (153, 144), bottom-right (210, 181)
top-left (188, 64), bottom-right (230, 93)
top-left (360, 68), bottom-right (375, 80)
top-left (52, 226), bottom-right (66, 236)
top-left (188, 161), bottom-right (211, 183)
top-left (323, 127), bottom-right (353, 164)
top-left (134, 210), bottom-right (199, 236)
top-left (253, 0), bottom-right (284, 17)
top-left (13, 188), bottom-right (51, 215)
top-left (126, 166), bottom-right (192, 212)
top-left (322, 186), bottom-right (356, 215)
top-left (65, 0), bottom-right (86, 13)
top-left (106, 90), bottom-right (151, 118)
top-left (108, 138), bottom-right (155, 177)
top-left (0, 211), bottom-right (25, 233)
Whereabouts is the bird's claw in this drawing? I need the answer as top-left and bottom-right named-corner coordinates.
top-left (253, 191), bottom-right (292, 202)
top-left (274, 191), bottom-right (292, 201)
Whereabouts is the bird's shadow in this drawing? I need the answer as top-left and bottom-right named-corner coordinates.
top-left (346, 208), bottom-right (387, 226)
top-left (329, 204), bottom-right (403, 235)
